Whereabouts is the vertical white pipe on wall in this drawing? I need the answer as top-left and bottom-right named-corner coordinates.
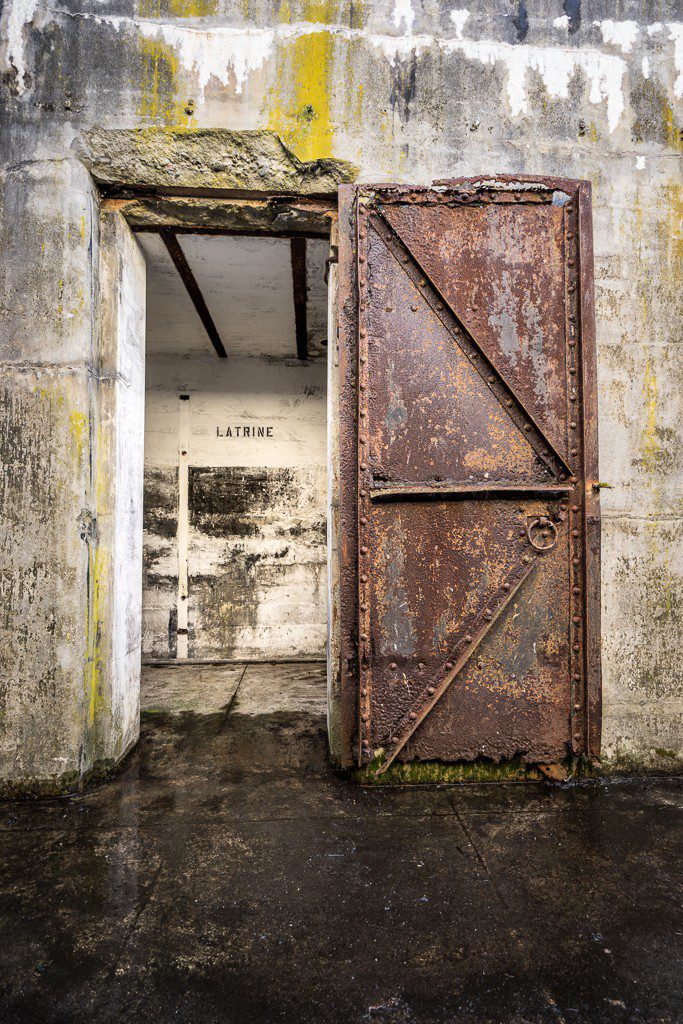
top-left (176, 394), bottom-right (190, 659)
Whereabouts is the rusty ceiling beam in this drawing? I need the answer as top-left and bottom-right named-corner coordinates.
top-left (290, 237), bottom-right (308, 361)
top-left (159, 229), bottom-right (228, 359)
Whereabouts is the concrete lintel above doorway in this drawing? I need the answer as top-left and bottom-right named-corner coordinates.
top-left (75, 127), bottom-right (358, 198)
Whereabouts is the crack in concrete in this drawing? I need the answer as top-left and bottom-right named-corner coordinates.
top-left (105, 859), bottom-right (165, 982)
top-left (449, 796), bottom-right (575, 1024)
top-left (0, 361), bottom-right (136, 386)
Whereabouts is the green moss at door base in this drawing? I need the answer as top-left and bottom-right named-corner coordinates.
top-left (353, 753), bottom-right (604, 786)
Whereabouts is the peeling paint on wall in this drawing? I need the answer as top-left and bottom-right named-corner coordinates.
top-left (33, 9), bottom-right (682, 136)
top-left (449, 9), bottom-right (470, 41)
top-left (392, 0), bottom-right (414, 36)
top-left (187, 464), bottom-right (327, 659)
top-left (143, 467), bottom-right (179, 659)
top-left (669, 23), bottom-right (683, 98)
top-left (594, 20), bottom-right (639, 55)
top-left (0, 0), bottom-right (40, 96)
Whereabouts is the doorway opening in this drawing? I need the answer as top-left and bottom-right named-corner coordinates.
top-left (136, 227), bottom-right (332, 721)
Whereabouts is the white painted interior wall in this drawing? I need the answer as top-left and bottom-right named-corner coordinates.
top-left (139, 233), bottom-right (329, 662)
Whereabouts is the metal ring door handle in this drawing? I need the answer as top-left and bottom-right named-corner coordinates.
top-left (527, 517), bottom-right (558, 551)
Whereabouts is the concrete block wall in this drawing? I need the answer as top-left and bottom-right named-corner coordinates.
top-left (0, 0), bottom-right (681, 786)
top-left (142, 355), bottom-right (328, 662)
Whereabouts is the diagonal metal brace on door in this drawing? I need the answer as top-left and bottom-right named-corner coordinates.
top-left (374, 548), bottom-right (546, 775)
top-left (370, 208), bottom-right (573, 483)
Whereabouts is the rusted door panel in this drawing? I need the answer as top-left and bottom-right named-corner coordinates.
top-left (402, 503), bottom-right (571, 764)
top-left (365, 497), bottom-right (571, 763)
top-left (380, 197), bottom-right (570, 460)
top-left (337, 179), bottom-right (600, 773)
top-left (365, 223), bottom-right (551, 484)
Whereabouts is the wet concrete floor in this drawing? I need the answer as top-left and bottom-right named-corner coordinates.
top-left (1, 663), bottom-right (681, 1024)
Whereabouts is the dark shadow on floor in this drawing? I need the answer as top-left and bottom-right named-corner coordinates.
top-left (0, 679), bottom-right (681, 1024)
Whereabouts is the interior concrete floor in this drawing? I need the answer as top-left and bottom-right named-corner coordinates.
top-left (140, 660), bottom-right (328, 716)
top-left (0, 662), bottom-right (681, 1024)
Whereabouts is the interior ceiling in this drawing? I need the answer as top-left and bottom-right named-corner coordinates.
top-left (137, 233), bottom-right (329, 360)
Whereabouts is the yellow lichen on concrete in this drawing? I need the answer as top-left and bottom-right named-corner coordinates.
top-left (267, 0), bottom-right (337, 161)
top-left (168, 0), bottom-right (218, 14)
top-left (69, 411), bottom-right (87, 467)
top-left (661, 99), bottom-right (682, 152)
top-left (86, 543), bottom-right (106, 727)
top-left (631, 191), bottom-right (651, 338)
top-left (135, 2), bottom-right (200, 127)
top-left (137, 36), bottom-right (179, 125)
top-left (640, 355), bottom-right (660, 480)
top-left (659, 182), bottom-right (682, 284)
top-left (85, 434), bottom-right (112, 730)
top-left (139, 0), bottom-right (218, 17)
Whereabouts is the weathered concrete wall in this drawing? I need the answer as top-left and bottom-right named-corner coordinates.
top-left (1, 0), bottom-right (681, 783)
top-left (0, 160), bottom-right (97, 795)
top-left (98, 211), bottom-right (146, 764)
top-left (0, 163), bottom-right (145, 793)
top-left (142, 355), bottom-right (327, 661)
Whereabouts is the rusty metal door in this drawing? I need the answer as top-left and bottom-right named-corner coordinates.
top-left (336, 179), bottom-right (600, 773)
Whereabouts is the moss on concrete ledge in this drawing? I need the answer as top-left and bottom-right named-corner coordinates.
top-left (0, 736), bottom-right (138, 800)
top-left (76, 128), bottom-right (358, 194)
top-left (601, 748), bottom-right (683, 777)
